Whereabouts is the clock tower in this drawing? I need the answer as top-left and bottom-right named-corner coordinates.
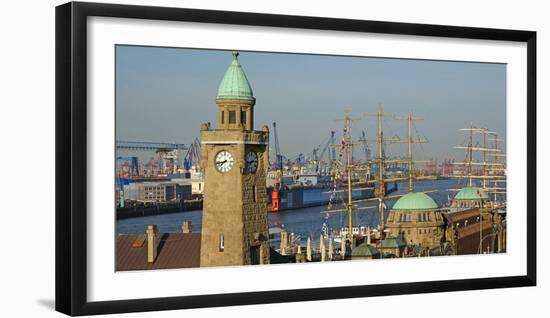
top-left (199, 52), bottom-right (270, 267)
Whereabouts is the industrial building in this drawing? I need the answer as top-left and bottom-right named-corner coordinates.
top-left (123, 181), bottom-right (192, 203)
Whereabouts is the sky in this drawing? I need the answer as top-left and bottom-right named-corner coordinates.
top-left (115, 45), bottom-right (506, 163)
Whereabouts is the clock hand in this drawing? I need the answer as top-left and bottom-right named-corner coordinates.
top-left (216, 160), bottom-right (227, 166)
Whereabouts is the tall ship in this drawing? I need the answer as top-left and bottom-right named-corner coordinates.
top-left (448, 124), bottom-right (507, 210)
top-left (441, 124), bottom-right (507, 254)
top-left (319, 106), bottom-right (437, 258)
top-left (289, 110), bottom-right (508, 261)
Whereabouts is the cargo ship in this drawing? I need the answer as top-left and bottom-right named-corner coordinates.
top-left (267, 183), bottom-right (397, 212)
top-left (116, 199), bottom-right (202, 220)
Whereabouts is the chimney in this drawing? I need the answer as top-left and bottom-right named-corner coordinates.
top-left (146, 224), bottom-right (159, 263)
top-left (182, 221), bottom-right (192, 233)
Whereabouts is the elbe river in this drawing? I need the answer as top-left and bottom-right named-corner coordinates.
top-left (116, 179), bottom-right (459, 245)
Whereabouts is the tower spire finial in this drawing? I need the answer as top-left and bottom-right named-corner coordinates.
top-left (232, 51), bottom-right (239, 59)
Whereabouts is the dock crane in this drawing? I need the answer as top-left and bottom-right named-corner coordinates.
top-left (315, 130), bottom-right (336, 172)
top-left (271, 122), bottom-right (285, 210)
top-left (318, 131), bottom-right (335, 161)
top-left (184, 137), bottom-right (201, 171)
top-left (116, 156), bottom-right (139, 177)
top-left (311, 131), bottom-right (336, 172)
top-left (116, 140), bottom-right (188, 172)
top-left (272, 122), bottom-right (284, 172)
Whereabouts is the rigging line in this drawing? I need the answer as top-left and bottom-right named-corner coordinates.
top-left (413, 121), bottom-right (427, 154)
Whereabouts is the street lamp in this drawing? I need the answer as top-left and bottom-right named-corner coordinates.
top-left (478, 231), bottom-right (498, 254)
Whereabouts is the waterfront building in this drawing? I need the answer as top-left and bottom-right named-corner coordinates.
top-left (199, 51), bottom-right (271, 267)
top-left (190, 179), bottom-right (204, 195)
top-left (189, 166), bottom-right (204, 195)
top-left (442, 186), bottom-right (506, 254)
top-left (385, 192), bottom-right (444, 250)
top-left (170, 178), bottom-right (204, 195)
top-left (123, 181), bottom-right (192, 203)
top-left (441, 208), bottom-right (493, 255)
top-left (449, 186), bottom-right (491, 209)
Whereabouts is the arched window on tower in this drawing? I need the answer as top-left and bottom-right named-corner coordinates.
top-left (219, 234), bottom-right (225, 252)
top-left (241, 111), bottom-right (247, 125)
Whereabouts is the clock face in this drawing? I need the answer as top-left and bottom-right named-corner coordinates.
top-left (245, 151), bottom-right (258, 174)
top-left (215, 150), bottom-right (234, 173)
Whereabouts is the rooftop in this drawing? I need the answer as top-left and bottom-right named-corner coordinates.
top-left (116, 233), bottom-right (201, 271)
top-left (392, 192), bottom-right (439, 211)
top-left (380, 236), bottom-right (406, 249)
top-left (454, 186), bottom-right (489, 200)
top-left (351, 243), bottom-right (380, 257)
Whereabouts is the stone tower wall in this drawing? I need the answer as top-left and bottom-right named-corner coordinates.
top-left (199, 128), bottom-right (270, 267)
top-left (385, 209), bottom-right (444, 249)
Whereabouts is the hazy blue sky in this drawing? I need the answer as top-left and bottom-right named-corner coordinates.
top-left (116, 45), bottom-right (506, 162)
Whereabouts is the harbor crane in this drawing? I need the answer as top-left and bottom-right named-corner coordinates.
top-left (184, 137), bottom-right (201, 171)
top-left (116, 156), bottom-right (139, 176)
top-left (322, 131), bottom-right (336, 162)
top-left (272, 122), bottom-right (284, 171)
top-left (116, 140), bottom-right (188, 173)
top-left (313, 130), bottom-right (336, 172)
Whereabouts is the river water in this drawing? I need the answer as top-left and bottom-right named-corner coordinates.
top-left (116, 179), bottom-right (458, 243)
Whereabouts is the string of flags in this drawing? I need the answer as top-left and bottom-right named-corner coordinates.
top-left (327, 125), bottom-right (348, 210)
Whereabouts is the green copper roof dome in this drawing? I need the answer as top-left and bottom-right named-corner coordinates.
top-left (216, 52), bottom-right (255, 101)
top-left (380, 237), bottom-right (406, 249)
top-left (454, 186), bottom-right (489, 200)
top-left (392, 192), bottom-right (439, 210)
top-left (351, 243), bottom-right (380, 257)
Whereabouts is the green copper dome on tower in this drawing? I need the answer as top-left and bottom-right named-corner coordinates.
top-left (454, 186), bottom-right (489, 200)
top-left (351, 243), bottom-right (380, 258)
top-left (380, 236), bottom-right (406, 249)
top-left (216, 51), bottom-right (255, 101)
top-left (392, 192), bottom-right (439, 210)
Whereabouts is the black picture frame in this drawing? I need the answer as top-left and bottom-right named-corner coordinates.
top-left (55, 1), bottom-right (537, 316)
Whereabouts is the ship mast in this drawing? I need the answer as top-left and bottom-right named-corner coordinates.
top-left (482, 128), bottom-right (487, 188)
top-left (454, 124), bottom-right (502, 187)
top-left (408, 114), bottom-right (414, 191)
top-left (364, 106), bottom-right (432, 229)
top-left (327, 111), bottom-right (364, 243)
top-left (395, 113), bottom-right (427, 192)
top-left (344, 115), bottom-right (354, 241)
top-left (490, 134), bottom-right (499, 203)
top-left (469, 123), bottom-right (474, 186)
top-left (451, 125), bottom-right (506, 205)
top-left (487, 132), bottom-right (506, 205)
top-left (377, 107), bottom-right (384, 228)
top-left (364, 105), bottom-right (396, 229)
top-left (324, 108), bottom-right (435, 242)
